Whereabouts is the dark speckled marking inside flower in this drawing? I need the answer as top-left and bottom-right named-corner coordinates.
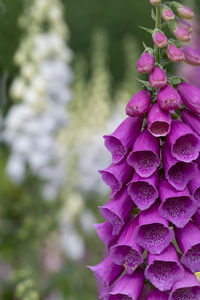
top-left (163, 196), bottom-right (190, 218)
top-left (185, 244), bottom-right (200, 265)
top-left (134, 151), bottom-right (157, 176)
top-left (172, 287), bottom-right (200, 300)
top-left (149, 261), bottom-right (178, 283)
top-left (150, 121), bottom-right (169, 136)
top-left (131, 182), bottom-right (156, 204)
top-left (142, 223), bottom-right (168, 246)
top-left (173, 135), bottom-right (197, 161)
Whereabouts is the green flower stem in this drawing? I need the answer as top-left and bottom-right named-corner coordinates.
top-left (155, 2), bottom-right (161, 64)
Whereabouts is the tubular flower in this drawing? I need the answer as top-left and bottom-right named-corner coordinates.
top-left (145, 243), bottom-right (184, 291)
top-left (159, 177), bottom-right (198, 228)
top-left (126, 89), bottom-right (151, 117)
top-left (175, 221), bottom-right (200, 273)
top-left (162, 142), bottom-right (197, 191)
top-left (94, 222), bottom-right (118, 249)
top-left (134, 202), bottom-right (174, 254)
top-left (178, 82), bottom-right (200, 114)
top-left (161, 5), bottom-right (175, 22)
top-left (169, 268), bottom-right (200, 300)
top-left (127, 129), bottom-right (160, 178)
top-left (99, 159), bottom-right (133, 198)
top-left (88, 254), bottom-right (124, 289)
top-left (105, 269), bottom-right (144, 300)
top-left (157, 84), bottom-right (181, 111)
top-left (147, 103), bottom-right (172, 136)
top-left (127, 171), bottom-right (159, 210)
top-left (110, 218), bottom-right (144, 274)
top-left (166, 44), bottom-right (185, 63)
top-left (90, 1), bottom-right (200, 298)
top-left (136, 52), bottom-right (154, 74)
top-left (166, 120), bottom-right (200, 163)
top-left (99, 189), bottom-right (134, 235)
top-left (149, 67), bottom-right (167, 89)
top-left (104, 116), bottom-right (143, 164)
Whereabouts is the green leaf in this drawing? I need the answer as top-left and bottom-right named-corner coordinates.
top-left (136, 78), bottom-right (153, 91)
top-left (138, 26), bottom-right (154, 34)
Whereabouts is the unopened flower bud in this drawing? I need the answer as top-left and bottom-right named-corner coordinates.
top-left (161, 5), bottom-right (175, 22)
top-left (153, 31), bottom-right (168, 48)
top-left (178, 82), bottom-right (200, 114)
top-left (149, 67), bottom-right (167, 89)
top-left (157, 84), bottom-right (181, 111)
top-left (126, 89), bottom-right (151, 117)
top-left (166, 44), bottom-right (185, 63)
top-left (172, 2), bottom-right (194, 19)
top-left (183, 46), bottom-right (200, 66)
top-left (170, 23), bottom-right (191, 42)
top-left (136, 52), bottom-right (154, 74)
top-left (150, 0), bottom-right (160, 5)
top-left (178, 18), bottom-right (192, 33)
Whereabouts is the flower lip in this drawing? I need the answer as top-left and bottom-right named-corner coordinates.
top-left (103, 116), bottom-right (143, 164)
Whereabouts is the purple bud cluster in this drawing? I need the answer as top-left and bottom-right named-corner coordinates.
top-left (89, 1), bottom-right (200, 299)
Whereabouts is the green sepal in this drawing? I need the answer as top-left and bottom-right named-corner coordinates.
top-left (168, 38), bottom-right (183, 48)
top-left (168, 76), bottom-right (182, 86)
top-left (139, 26), bottom-right (154, 34)
top-left (136, 78), bottom-right (153, 92)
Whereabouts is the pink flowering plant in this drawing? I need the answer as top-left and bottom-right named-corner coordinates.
top-left (89, 0), bottom-right (200, 299)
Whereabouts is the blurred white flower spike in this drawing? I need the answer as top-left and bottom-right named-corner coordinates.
top-left (3, 0), bottom-right (73, 200)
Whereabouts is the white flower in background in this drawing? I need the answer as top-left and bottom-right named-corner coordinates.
top-left (3, 0), bottom-right (73, 200)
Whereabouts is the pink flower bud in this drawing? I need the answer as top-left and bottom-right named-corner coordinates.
top-left (150, 0), bottom-right (160, 5)
top-left (149, 67), bottom-right (167, 89)
top-left (153, 32), bottom-right (168, 48)
top-left (157, 84), bottom-right (181, 111)
top-left (126, 89), bottom-right (151, 117)
top-left (136, 52), bottom-right (154, 74)
top-left (161, 6), bottom-right (175, 22)
top-left (173, 25), bottom-right (191, 42)
top-left (178, 18), bottom-right (192, 33)
top-left (177, 5), bottom-right (194, 20)
top-left (166, 44), bottom-right (185, 63)
top-left (183, 46), bottom-right (200, 66)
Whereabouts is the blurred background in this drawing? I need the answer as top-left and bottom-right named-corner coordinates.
top-left (0, 0), bottom-right (198, 299)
